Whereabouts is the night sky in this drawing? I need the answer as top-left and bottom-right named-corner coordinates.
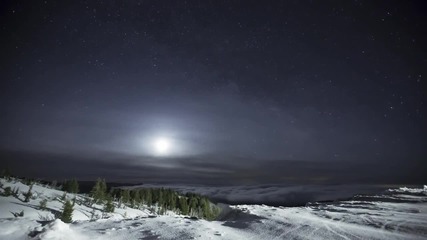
top-left (1, 0), bottom-right (426, 185)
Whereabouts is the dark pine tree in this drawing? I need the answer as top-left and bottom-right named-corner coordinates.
top-left (60, 200), bottom-right (74, 223)
top-left (90, 178), bottom-right (106, 204)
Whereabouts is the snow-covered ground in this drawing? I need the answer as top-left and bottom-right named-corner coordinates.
top-left (0, 178), bottom-right (426, 239)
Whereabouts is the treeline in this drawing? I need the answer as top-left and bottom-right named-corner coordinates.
top-left (110, 187), bottom-right (220, 220)
top-left (90, 178), bottom-right (220, 220)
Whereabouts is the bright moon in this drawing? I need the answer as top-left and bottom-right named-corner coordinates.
top-left (154, 138), bottom-right (170, 155)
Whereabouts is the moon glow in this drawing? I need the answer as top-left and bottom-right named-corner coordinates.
top-left (154, 138), bottom-right (170, 155)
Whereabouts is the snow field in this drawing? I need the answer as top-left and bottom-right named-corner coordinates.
top-left (1, 178), bottom-right (426, 239)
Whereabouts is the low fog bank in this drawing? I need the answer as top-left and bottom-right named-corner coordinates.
top-left (130, 184), bottom-right (405, 206)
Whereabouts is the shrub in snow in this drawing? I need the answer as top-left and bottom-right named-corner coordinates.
top-left (23, 184), bottom-right (34, 202)
top-left (3, 186), bottom-right (12, 196)
top-left (83, 197), bottom-right (93, 207)
top-left (12, 187), bottom-right (20, 198)
top-left (32, 191), bottom-right (41, 199)
top-left (90, 209), bottom-right (95, 220)
top-left (60, 200), bottom-right (74, 223)
top-left (11, 210), bottom-right (24, 218)
top-left (39, 199), bottom-right (48, 210)
top-left (60, 192), bottom-right (67, 201)
top-left (89, 208), bottom-right (100, 221)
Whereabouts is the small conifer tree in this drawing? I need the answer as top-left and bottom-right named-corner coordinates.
top-left (60, 200), bottom-right (73, 223)
top-left (90, 178), bottom-right (107, 204)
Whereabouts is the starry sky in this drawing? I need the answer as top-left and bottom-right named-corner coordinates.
top-left (1, 0), bottom-right (426, 185)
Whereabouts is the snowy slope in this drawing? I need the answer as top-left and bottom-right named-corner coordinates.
top-left (0, 178), bottom-right (151, 221)
top-left (1, 178), bottom-right (426, 239)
